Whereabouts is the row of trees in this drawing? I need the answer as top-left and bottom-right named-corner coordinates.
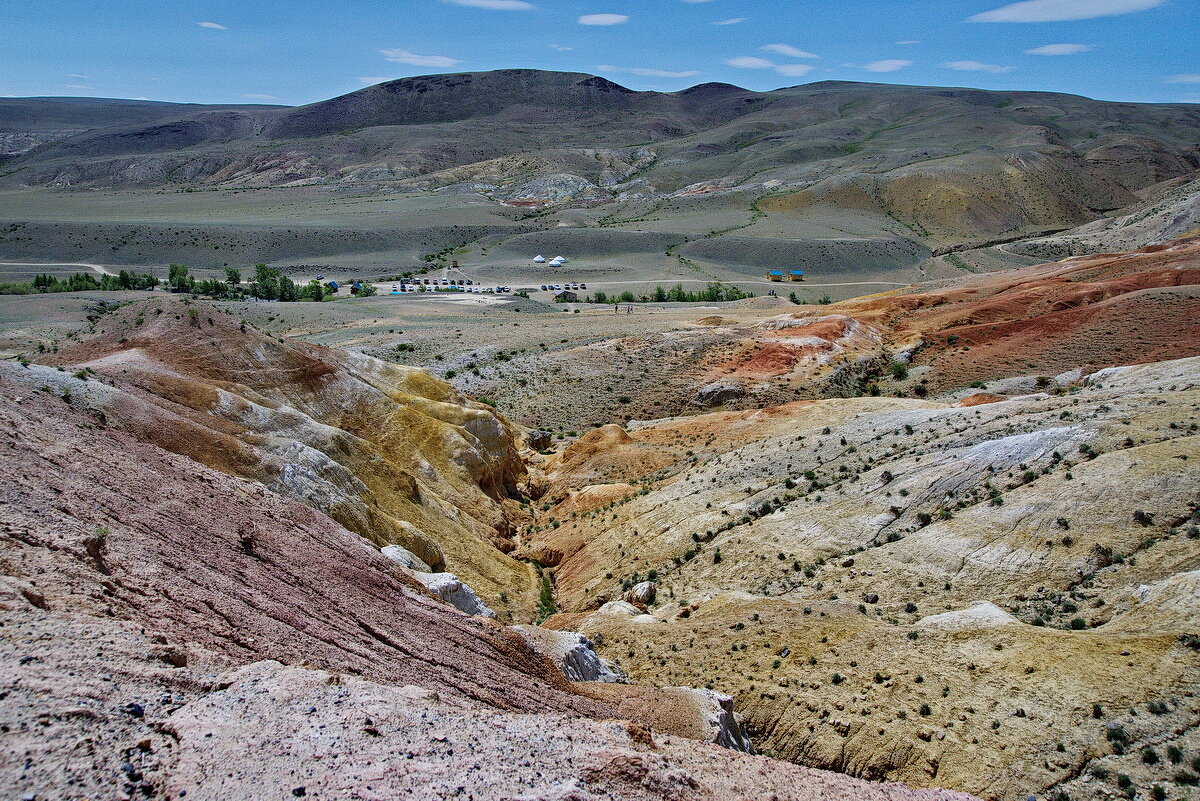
top-left (2, 262), bottom-right (365, 302)
top-left (589, 282), bottom-right (753, 305)
top-left (0, 270), bottom-right (161, 295)
top-left (167, 263), bottom-right (335, 302)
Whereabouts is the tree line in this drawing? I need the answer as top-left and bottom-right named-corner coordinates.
top-left (588, 282), bottom-right (753, 305)
top-left (0, 269), bottom-right (160, 295)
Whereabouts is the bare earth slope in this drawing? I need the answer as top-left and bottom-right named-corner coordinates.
top-left (465, 236), bottom-right (1200, 433)
top-left (524, 351), bottom-right (1200, 801)
top-left (0, 367), bottom-right (975, 801)
top-left (17, 296), bottom-right (542, 616)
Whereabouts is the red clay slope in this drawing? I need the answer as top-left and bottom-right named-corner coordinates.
top-left (843, 235), bottom-right (1200, 390)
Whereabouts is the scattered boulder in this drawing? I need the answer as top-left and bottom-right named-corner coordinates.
top-left (693, 382), bottom-right (745, 407)
top-left (915, 602), bottom-right (1020, 632)
top-left (511, 625), bottom-right (627, 683)
top-left (527, 430), bottom-right (553, 451)
top-left (380, 544), bottom-right (432, 572)
top-left (410, 572), bottom-right (496, 618)
top-left (682, 687), bottom-right (755, 753)
top-left (623, 581), bottom-right (657, 606)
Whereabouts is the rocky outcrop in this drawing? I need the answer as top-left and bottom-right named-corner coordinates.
top-left (624, 581), bottom-right (657, 606)
top-left (693, 381), bottom-right (745, 407)
top-left (512, 625), bottom-right (627, 682)
top-left (18, 297), bottom-right (537, 617)
top-left (411, 571), bottom-right (497, 618)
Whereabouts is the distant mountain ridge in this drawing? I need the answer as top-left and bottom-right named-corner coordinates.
top-left (1, 69), bottom-right (1198, 245)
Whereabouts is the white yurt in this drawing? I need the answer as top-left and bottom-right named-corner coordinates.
top-left (533, 255), bottom-right (546, 263)
top-left (553, 255), bottom-right (568, 264)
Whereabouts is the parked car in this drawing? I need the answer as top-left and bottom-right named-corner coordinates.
top-left (540, 285), bottom-right (548, 291)
top-left (580, 283), bottom-right (587, 289)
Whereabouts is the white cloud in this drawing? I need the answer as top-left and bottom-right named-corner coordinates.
top-left (726, 56), bottom-right (775, 69)
top-left (64, 84), bottom-right (96, 91)
top-left (944, 60), bottom-right (1014, 73)
top-left (727, 56), bottom-right (818, 78)
top-left (775, 64), bottom-right (818, 76)
top-left (712, 17), bottom-right (746, 24)
top-left (548, 43), bottom-right (572, 51)
top-left (379, 48), bottom-right (462, 67)
top-left (68, 73), bottom-right (89, 80)
top-left (597, 65), bottom-right (699, 78)
top-left (761, 44), bottom-right (818, 59)
top-left (896, 40), bottom-right (920, 45)
top-left (197, 21), bottom-right (227, 29)
top-left (578, 13), bottom-right (628, 25)
top-left (242, 93), bottom-right (279, 100)
top-left (440, 0), bottom-right (535, 9)
top-left (863, 59), bottom-right (914, 72)
top-left (1026, 43), bottom-right (1092, 55)
top-left (969, 0), bottom-right (1165, 22)
top-left (1164, 74), bottom-right (1200, 84)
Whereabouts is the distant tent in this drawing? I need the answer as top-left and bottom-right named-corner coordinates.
top-left (553, 256), bottom-right (568, 263)
top-left (549, 257), bottom-right (565, 266)
top-left (533, 255), bottom-right (546, 263)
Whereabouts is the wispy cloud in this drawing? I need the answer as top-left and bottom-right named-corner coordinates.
top-left (761, 44), bottom-right (818, 59)
top-left (1164, 74), bottom-right (1200, 84)
top-left (242, 93), bottom-right (279, 100)
top-left (944, 60), bottom-right (1014, 73)
top-left (1026, 43), bottom-right (1092, 55)
top-left (726, 56), bottom-right (817, 78)
top-left (969, 0), bottom-right (1165, 23)
top-left (64, 83), bottom-right (96, 91)
top-left (726, 56), bottom-right (774, 69)
top-left (548, 43), bottom-right (572, 51)
top-left (896, 40), bottom-right (920, 45)
top-left (578, 13), bottom-right (629, 25)
top-left (862, 59), bottom-right (914, 72)
top-left (440, 0), bottom-right (535, 9)
top-left (711, 17), bottom-right (746, 24)
top-left (379, 48), bottom-right (462, 67)
top-left (775, 64), bottom-right (818, 76)
top-left (68, 73), bottom-right (89, 80)
top-left (597, 65), bottom-right (699, 78)
top-left (197, 21), bottom-right (227, 29)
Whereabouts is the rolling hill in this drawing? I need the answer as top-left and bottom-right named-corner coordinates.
top-left (2, 71), bottom-right (1197, 250)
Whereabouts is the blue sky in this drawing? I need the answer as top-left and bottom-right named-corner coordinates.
top-left (2, 0), bottom-right (1197, 105)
